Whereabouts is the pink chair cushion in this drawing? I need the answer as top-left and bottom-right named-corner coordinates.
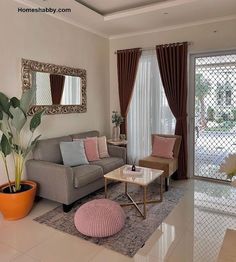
top-left (152, 135), bottom-right (176, 159)
top-left (74, 199), bottom-right (126, 237)
top-left (84, 137), bottom-right (100, 161)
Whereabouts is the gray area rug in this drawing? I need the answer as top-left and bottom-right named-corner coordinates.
top-left (34, 181), bottom-right (185, 257)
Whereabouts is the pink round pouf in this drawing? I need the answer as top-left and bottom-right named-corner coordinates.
top-left (74, 199), bottom-right (126, 237)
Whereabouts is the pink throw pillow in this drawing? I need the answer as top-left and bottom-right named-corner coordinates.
top-left (152, 136), bottom-right (176, 159)
top-left (97, 136), bottom-right (109, 158)
top-left (84, 137), bottom-right (100, 161)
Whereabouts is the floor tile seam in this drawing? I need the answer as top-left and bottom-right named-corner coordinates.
top-left (150, 224), bottom-right (186, 260)
top-left (16, 227), bottom-right (58, 256)
top-left (163, 229), bottom-right (192, 261)
top-left (0, 239), bottom-right (24, 254)
top-left (9, 252), bottom-right (41, 262)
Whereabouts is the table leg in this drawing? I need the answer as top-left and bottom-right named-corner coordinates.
top-left (105, 178), bottom-right (108, 198)
top-left (143, 186), bottom-right (147, 219)
top-left (160, 175), bottom-right (163, 202)
top-left (125, 182), bottom-right (127, 194)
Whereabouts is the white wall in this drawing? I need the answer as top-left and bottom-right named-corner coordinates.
top-left (109, 19), bottom-right (236, 116)
top-left (0, 0), bottom-right (110, 184)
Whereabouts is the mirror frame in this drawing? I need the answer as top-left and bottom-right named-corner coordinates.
top-left (21, 58), bottom-right (87, 115)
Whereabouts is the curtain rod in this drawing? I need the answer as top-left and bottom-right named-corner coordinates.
top-left (114, 42), bottom-right (192, 54)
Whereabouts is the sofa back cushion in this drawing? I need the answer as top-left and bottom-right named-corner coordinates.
top-left (71, 130), bottom-right (99, 140)
top-left (33, 136), bottom-right (72, 163)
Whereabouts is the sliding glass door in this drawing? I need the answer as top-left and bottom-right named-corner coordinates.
top-left (190, 51), bottom-right (236, 181)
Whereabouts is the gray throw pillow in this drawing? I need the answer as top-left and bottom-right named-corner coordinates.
top-left (60, 141), bottom-right (89, 166)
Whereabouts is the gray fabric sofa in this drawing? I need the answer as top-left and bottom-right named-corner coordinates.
top-left (26, 130), bottom-right (126, 212)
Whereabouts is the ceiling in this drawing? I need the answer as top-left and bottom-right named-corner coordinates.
top-left (16, 0), bottom-right (236, 38)
top-left (75, 0), bottom-right (168, 15)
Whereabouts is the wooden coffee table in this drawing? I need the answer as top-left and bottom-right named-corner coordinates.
top-left (104, 165), bottom-right (164, 219)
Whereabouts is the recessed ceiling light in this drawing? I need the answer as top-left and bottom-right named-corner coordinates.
top-left (213, 30), bottom-right (218, 33)
top-left (163, 12), bottom-right (168, 15)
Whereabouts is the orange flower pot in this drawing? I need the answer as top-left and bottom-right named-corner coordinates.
top-left (0, 180), bottom-right (37, 220)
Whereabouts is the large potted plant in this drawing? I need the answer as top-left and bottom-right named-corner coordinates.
top-left (0, 88), bottom-right (44, 220)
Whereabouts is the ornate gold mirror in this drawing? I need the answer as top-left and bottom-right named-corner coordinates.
top-left (21, 59), bottom-right (87, 115)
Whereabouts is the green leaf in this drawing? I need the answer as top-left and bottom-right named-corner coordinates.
top-left (0, 134), bottom-right (12, 157)
top-left (8, 132), bottom-right (13, 144)
top-left (24, 135), bottom-right (41, 157)
top-left (0, 92), bottom-right (10, 115)
top-left (0, 112), bottom-right (11, 137)
top-left (9, 107), bottom-right (27, 132)
top-left (30, 110), bottom-right (45, 132)
top-left (10, 97), bottom-right (20, 108)
top-left (12, 144), bottom-right (21, 154)
top-left (20, 88), bottom-right (36, 113)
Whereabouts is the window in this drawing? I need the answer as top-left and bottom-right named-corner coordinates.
top-left (127, 50), bottom-right (175, 162)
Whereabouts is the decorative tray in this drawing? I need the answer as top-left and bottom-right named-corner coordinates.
top-left (123, 166), bottom-right (143, 176)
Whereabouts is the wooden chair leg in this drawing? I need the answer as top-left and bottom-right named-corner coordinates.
top-left (165, 178), bottom-right (169, 191)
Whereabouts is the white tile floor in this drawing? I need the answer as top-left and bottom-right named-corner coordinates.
top-left (0, 179), bottom-right (235, 262)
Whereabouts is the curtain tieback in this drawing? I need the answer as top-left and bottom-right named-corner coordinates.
top-left (176, 114), bottom-right (187, 120)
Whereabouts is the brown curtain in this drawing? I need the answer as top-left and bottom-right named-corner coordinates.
top-left (117, 48), bottom-right (142, 134)
top-left (49, 74), bottom-right (65, 104)
top-left (156, 42), bottom-right (188, 179)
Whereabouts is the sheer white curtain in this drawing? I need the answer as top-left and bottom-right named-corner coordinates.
top-left (127, 50), bottom-right (175, 163)
top-left (61, 76), bottom-right (81, 105)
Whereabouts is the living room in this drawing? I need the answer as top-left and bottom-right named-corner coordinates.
top-left (0, 0), bottom-right (236, 261)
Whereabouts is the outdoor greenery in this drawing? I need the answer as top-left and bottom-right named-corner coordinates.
top-left (112, 111), bottom-right (124, 127)
top-left (206, 120), bottom-right (236, 132)
top-left (207, 107), bottom-right (215, 121)
top-left (0, 88), bottom-right (44, 192)
top-left (232, 109), bottom-right (236, 121)
top-left (195, 73), bottom-right (212, 128)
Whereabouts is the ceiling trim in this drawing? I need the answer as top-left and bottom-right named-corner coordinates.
top-left (109, 14), bottom-right (236, 39)
top-left (14, 0), bottom-right (108, 38)
top-left (104, 0), bottom-right (197, 21)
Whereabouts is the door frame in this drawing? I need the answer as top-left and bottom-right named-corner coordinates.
top-left (188, 50), bottom-right (236, 179)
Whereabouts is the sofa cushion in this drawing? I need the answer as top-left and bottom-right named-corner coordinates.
top-left (60, 141), bottom-right (89, 166)
top-left (33, 136), bottom-right (72, 163)
top-left (72, 165), bottom-right (103, 188)
top-left (90, 157), bottom-right (124, 174)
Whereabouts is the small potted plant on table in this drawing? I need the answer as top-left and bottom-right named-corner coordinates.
top-left (111, 111), bottom-right (124, 142)
top-left (0, 88), bottom-right (44, 220)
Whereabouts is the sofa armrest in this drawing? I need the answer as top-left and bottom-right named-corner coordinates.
top-left (108, 145), bottom-right (127, 163)
top-left (26, 159), bottom-right (73, 205)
